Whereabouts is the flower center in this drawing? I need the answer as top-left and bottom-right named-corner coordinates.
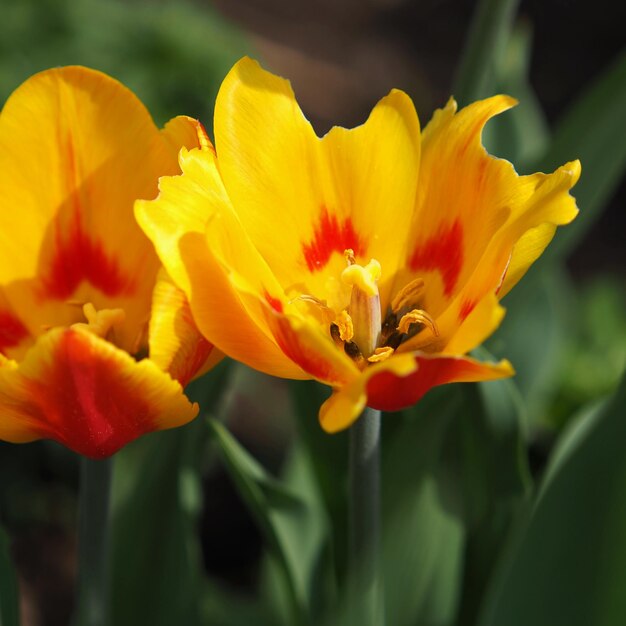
top-left (71, 303), bottom-right (126, 345)
top-left (326, 250), bottom-right (439, 368)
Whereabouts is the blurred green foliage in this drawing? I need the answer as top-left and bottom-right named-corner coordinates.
top-left (0, 0), bottom-right (250, 127)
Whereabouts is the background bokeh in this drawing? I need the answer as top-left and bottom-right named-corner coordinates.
top-left (0, 1), bottom-right (624, 625)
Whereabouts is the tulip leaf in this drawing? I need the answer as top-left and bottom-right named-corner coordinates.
top-left (379, 370), bottom-right (530, 626)
top-left (0, 526), bottom-right (19, 626)
top-left (488, 266), bottom-right (576, 425)
top-left (478, 371), bottom-right (626, 626)
top-left (207, 418), bottom-right (331, 626)
top-left (108, 365), bottom-right (229, 626)
top-left (452, 0), bottom-right (520, 104)
top-left (538, 49), bottom-right (626, 261)
top-left (482, 21), bottom-right (550, 167)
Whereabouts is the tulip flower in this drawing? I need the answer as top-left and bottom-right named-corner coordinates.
top-left (137, 57), bottom-right (580, 433)
top-left (0, 67), bottom-right (218, 458)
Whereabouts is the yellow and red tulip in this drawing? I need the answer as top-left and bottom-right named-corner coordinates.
top-left (0, 67), bottom-right (219, 458)
top-left (137, 57), bottom-right (580, 433)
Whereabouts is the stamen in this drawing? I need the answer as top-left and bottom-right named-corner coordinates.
top-left (335, 310), bottom-right (354, 342)
top-left (344, 248), bottom-right (356, 265)
top-left (72, 303), bottom-right (125, 342)
top-left (397, 309), bottom-right (439, 337)
top-left (290, 294), bottom-right (335, 324)
top-left (367, 346), bottom-right (395, 363)
top-left (391, 278), bottom-right (425, 313)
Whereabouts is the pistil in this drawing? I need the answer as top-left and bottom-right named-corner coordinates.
top-left (341, 257), bottom-right (382, 358)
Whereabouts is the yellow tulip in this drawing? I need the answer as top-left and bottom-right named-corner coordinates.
top-left (137, 57), bottom-right (580, 433)
top-left (0, 67), bottom-right (219, 457)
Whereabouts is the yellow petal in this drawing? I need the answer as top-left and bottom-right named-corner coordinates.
top-left (320, 348), bottom-right (515, 434)
top-left (318, 89), bottom-right (421, 309)
top-left (0, 66), bottom-right (189, 353)
top-left (135, 146), bottom-right (228, 297)
top-left (441, 292), bottom-right (507, 355)
top-left (0, 291), bottom-right (32, 360)
top-left (214, 58), bottom-right (422, 312)
top-left (149, 270), bottom-right (222, 387)
top-left (214, 57), bottom-right (322, 290)
top-left (138, 147), bottom-right (309, 380)
top-left (397, 96), bottom-right (579, 349)
top-left (319, 353), bottom-right (417, 433)
top-left (0, 327), bottom-right (197, 457)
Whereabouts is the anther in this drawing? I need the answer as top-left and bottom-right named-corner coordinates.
top-left (391, 278), bottom-right (425, 313)
top-left (397, 309), bottom-right (439, 337)
top-left (367, 346), bottom-right (395, 363)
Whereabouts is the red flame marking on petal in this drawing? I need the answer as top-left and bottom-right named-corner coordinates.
top-left (264, 291), bottom-right (283, 313)
top-left (30, 330), bottom-right (156, 458)
top-left (302, 207), bottom-right (365, 272)
top-left (408, 219), bottom-right (463, 296)
top-left (0, 311), bottom-right (29, 353)
top-left (459, 299), bottom-right (476, 322)
top-left (41, 211), bottom-right (135, 299)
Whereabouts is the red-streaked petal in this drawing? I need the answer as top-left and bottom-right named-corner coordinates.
top-left (261, 306), bottom-right (359, 386)
top-left (319, 353), bottom-right (417, 433)
top-left (366, 352), bottom-right (513, 412)
top-left (149, 271), bottom-right (222, 387)
top-left (0, 66), bottom-right (202, 354)
top-left (0, 327), bottom-right (197, 458)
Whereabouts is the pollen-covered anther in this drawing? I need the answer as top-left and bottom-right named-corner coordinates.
top-left (72, 303), bottom-right (126, 342)
top-left (344, 248), bottom-right (356, 266)
top-left (397, 309), bottom-right (439, 337)
top-left (367, 346), bottom-right (395, 364)
top-left (335, 310), bottom-right (354, 342)
top-left (391, 278), bottom-right (425, 313)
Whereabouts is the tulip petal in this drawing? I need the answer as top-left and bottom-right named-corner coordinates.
top-left (138, 148), bottom-right (309, 379)
top-left (317, 89), bottom-right (421, 309)
top-left (402, 97), bottom-right (579, 319)
top-left (214, 58), bottom-right (422, 312)
top-left (320, 352), bottom-right (513, 433)
top-left (214, 57), bottom-right (322, 289)
top-left (148, 271), bottom-right (222, 387)
top-left (366, 352), bottom-right (513, 413)
top-left (0, 326), bottom-right (197, 458)
top-left (260, 305), bottom-right (359, 386)
top-left (0, 66), bottom-right (192, 353)
top-left (319, 353), bottom-right (417, 433)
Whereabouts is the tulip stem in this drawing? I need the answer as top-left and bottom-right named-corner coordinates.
top-left (348, 406), bottom-right (384, 626)
top-left (74, 456), bottom-right (113, 626)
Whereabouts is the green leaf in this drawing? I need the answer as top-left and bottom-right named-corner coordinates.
top-left (0, 526), bottom-right (19, 626)
top-left (381, 388), bottom-right (466, 626)
top-left (452, 0), bottom-right (520, 105)
top-left (290, 381), bottom-right (349, 576)
top-left (482, 21), bottom-right (550, 168)
top-left (108, 364), bottom-right (230, 626)
top-left (538, 50), bottom-right (626, 260)
top-left (438, 374), bottom-right (531, 625)
top-left (479, 371), bottom-right (626, 626)
top-left (380, 370), bottom-right (530, 626)
top-left (207, 418), bottom-right (331, 626)
top-left (488, 266), bottom-right (576, 425)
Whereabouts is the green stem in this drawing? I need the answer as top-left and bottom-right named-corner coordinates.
top-left (452, 0), bottom-right (520, 104)
top-left (74, 456), bottom-right (113, 626)
top-left (348, 407), bottom-right (383, 626)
